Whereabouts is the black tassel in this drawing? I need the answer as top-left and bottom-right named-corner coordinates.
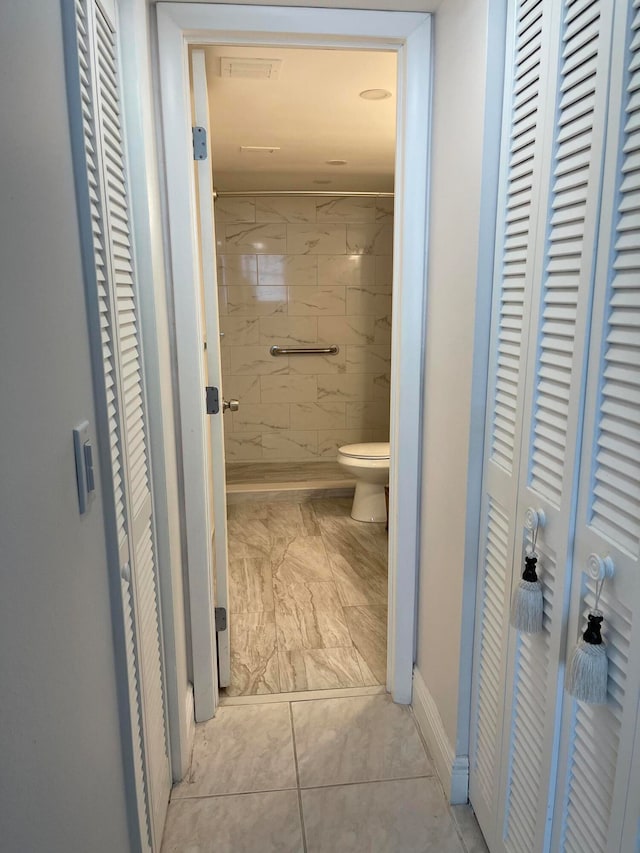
top-left (510, 554), bottom-right (543, 634)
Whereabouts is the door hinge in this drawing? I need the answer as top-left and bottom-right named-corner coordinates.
top-left (206, 386), bottom-right (219, 414)
top-left (192, 126), bottom-right (207, 160)
top-left (215, 607), bottom-right (227, 632)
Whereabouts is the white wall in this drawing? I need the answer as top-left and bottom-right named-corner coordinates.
top-left (415, 0), bottom-right (493, 761)
top-left (0, 3), bottom-right (133, 849)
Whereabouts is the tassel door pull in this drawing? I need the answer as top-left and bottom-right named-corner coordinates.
top-left (566, 555), bottom-right (615, 705)
top-left (510, 507), bottom-right (545, 634)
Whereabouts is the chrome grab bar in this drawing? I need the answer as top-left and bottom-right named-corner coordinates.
top-left (269, 345), bottom-right (339, 356)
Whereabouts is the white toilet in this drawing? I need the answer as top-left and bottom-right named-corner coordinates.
top-left (337, 442), bottom-right (390, 522)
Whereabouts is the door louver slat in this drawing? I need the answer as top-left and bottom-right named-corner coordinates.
top-left (489, 0), bottom-right (544, 473)
top-left (590, 6), bottom-right (640, 553)
top-left (529, 0), bottom-right (602, 506)
top-left (561, 588), bottom-right (631, 852)
top-left (504, 547), bottom-right (556, 853)
top-left (473, 500), bottom-right (510, 809)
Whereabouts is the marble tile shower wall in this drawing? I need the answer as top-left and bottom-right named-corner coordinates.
top-left (215, 195), bottom-right (394, 463)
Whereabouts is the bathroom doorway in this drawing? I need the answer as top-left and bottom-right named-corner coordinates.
top-left (157, 3), bottom-right (431, 720)
top-left (201, 45), bottom-right (396, 697)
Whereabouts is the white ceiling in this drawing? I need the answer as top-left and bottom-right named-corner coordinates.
top-left (203, 45), bottom-right (397, 192)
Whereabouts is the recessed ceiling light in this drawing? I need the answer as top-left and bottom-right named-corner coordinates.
top-left (359, 88), bottom-right (392, 100)
top-left (326, 159), bottom-right (348, 166)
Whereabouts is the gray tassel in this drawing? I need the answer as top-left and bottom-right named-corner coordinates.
top-left (566, 611), bottom-right (608, 705)
top-left (510, 555), bottom-right (543, 634)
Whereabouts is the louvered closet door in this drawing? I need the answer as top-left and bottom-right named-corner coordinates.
top-left (496, 2), bottom-right (615, 852)
top-left (469, 0), bottom-right (558, 843)
top-left (470, 1), bottom-right (616, 850)
top-left (551, 2), bottom-right (640, 849)
top-left (67, 0), bottom-right (170, 849)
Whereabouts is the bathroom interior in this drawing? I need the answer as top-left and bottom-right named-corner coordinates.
top-left (200, 44), bottom-right (396, 697)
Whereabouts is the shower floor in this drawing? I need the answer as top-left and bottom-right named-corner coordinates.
top-left (226, 460), bottom-right (354, 491)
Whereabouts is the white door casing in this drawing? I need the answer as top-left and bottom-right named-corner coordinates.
top-left (156, 3), bottom-right (432, 714)
top-left (63, 0), bottom-right (171, 847)
top-left (191, 48), bottom-right (231, 688)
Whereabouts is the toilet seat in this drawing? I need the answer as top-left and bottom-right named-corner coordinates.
top-left (338, 442), bottom-right (390, 460)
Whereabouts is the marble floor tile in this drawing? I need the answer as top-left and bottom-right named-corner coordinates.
top-left (226, 612), bottom-right (280, 696)
top-left (302, 647), bottom-right (365, 689)
top-left (299, 501), bottom-right (321, 535)
top-left (273, 579), bottom-right (342, 613)
top-left (314, 506), bottom-right (388, 552)
top-left (317, 511), bottom-right (388, 607)
top-left (276, 606), bottom-right (351, 651)
top-left (307, 496), bottom-right (354, 517)
top-left (274, 579), bottom-right (350, 651)
top-left (329, 551), bottom-right (388, 607)
top-left (271, 534), bottom-right (334, 586)
top-left (354, 650), bottom-right (382, 686)
top-left (227, 518), bottom-right (273, 559)
top-left (301, 778), bottom-right (464, 853)
top-left (278, 650), bottom-right (308, 692)
top-left (450, 805), bottom-right (490, 853)
top-left (265, 502), bottom-right (310, 538)
top-left (229, 557), bottom-right (274, 614)
top-left (292, 694), bottom-right (433, 787)
top-left (228, 502), bottom-right (269, 521)
top-left (161, 791), bottom-right (304, 853)
top-left (172, 703), bottom-right (296, 797)
top-left (225, 494), bottom-right (388, 696)
top-left (279, 647), bottom-right (364, 692)
top-left (343, 605), bottom-right (387, 684)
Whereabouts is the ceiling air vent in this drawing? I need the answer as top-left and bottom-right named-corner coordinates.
top-left (239, 146), bottom-right (281, 155)
top-left (220, 57), bottom-right (282, 80)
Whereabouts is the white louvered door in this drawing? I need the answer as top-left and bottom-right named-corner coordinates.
top-left (469, 1), bottom-right (555, 839)
top-left (497, 2), bottom-right (615, 852)
top-left (470, 0), bottom-right (626, 851)
top-left (65, 0), bottom-right (170, 849)
top-left (551, 2), bottom-right (640, 849)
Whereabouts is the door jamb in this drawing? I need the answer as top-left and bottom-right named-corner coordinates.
top-left (155, 2), bottom-right (433, 716)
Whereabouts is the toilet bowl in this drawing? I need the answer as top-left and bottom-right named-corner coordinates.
top-left (337, 442), bottom-right (390, 522)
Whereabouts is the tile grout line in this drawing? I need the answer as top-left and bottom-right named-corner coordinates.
top-left (288, 701), bottom-right (308, 853)
top-left (295, 773), bottom-right (435, 792)
top-left (170, 771), bottom-right (437, 803)
top-left (171, 785), bottom-right (299, 801)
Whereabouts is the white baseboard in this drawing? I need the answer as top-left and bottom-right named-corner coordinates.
top-left (411, 667), bottom-right (469, 804)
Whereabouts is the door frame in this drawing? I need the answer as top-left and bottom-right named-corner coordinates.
top-left (156, 2), bottom-right (433, 716)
